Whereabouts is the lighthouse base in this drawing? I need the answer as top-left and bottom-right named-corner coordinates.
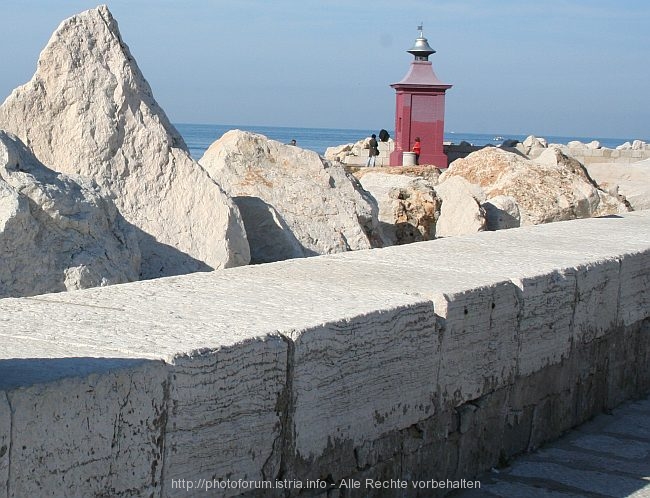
top-left (390, 150), bottom-right (448, 168)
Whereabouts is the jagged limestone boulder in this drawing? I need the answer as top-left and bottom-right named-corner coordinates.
top-left (324, 143), bottom-right (354, 163)
top-left (199, 130), bottom-right (382, 263)
top-left (0, 131), bottom-right (139, 298)
top-left (522, 135), bottom-right (548, 158)
top-left (434, 176), bottom-right (487, 237)
top-left (356, 172), bottom-right (440, 245)
top-left (0, 6), bottom-right (249, 278)
top-left (441, 147), bottom-right (629, 226)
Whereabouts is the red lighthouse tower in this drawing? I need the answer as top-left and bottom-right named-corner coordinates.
top-left (389, 26), bottom-right (452, 167)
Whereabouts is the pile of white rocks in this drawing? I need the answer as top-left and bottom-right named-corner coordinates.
top-left (514, 135), bottom-right (650, 210)
top-left (441, 146), bottom-right (629, 227)
top-left (0, 6), bottom-right (250, 283)
top-left (519, 135), bottom-right (650, 157)
top-left (0, 6), bottom-right (284, 298)
top-left (0, 6), bottom-right (397, 297)
top-left (0, 5), bottom-right (644, 298)
top-left (615, 140), bottom-right (649, 150)
top-left (354, 144), bottom-right (630, 241)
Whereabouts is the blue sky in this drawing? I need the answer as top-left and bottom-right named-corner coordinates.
top-left (1, 1), bottom-right (648, 139)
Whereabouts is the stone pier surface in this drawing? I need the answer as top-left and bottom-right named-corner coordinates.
top-left (1, 211), bottom-right (649, 496)
top-left (455, 396), bottom-right (650, 497)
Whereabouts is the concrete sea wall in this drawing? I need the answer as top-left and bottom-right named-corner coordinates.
top-left (1, 212), bottom-right (649, 496)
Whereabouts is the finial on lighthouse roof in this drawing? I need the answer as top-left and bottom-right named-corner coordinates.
top-left (407, 23), bottom-right (436, 61)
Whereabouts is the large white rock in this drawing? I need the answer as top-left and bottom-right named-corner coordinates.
top-left (442, 147), bottom-right (628, 226)
top-left (435, 175), bottom-right (487, 237)
top-left (324, 143), bottom-right (354, 162)
top-left (522, 135), bottom-right (548, 158)
top-left (356, 172), bottom-right (439, 245)
top-left (0, 131), bottom-right (139, 297)
top-left (0, 6), bottom-right (249, 278)
top-left (584, 159), bottom-right (650, 211)
top-left (199, 130), bottom-right (382, 263)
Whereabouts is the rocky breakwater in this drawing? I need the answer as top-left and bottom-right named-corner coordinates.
top-left (1, 212), bottom-right (650, 495)
top-left (332, 142), bottom-right (629, 246)
top-left (521, 136), bottom-right (650, 211)
top-left (0, 131), bottom-right (139, 297)
top-left (199, 130), bottom-right (386, 263)
top-left (0, 6), bottom-right (249, 279)
top-left (440, 146), bottom-right (629, 226)
top-left (521, 135), bottom-right (650, 160)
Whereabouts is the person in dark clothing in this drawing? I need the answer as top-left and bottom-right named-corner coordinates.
top-left (379, 129), bottom-right (390, 142)
top-left (366, 134), bottom-right (379, 167)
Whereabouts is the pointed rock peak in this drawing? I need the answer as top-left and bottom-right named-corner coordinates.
top-left (0, 6), bottom-right (250, 278)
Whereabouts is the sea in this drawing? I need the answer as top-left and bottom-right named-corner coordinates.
top-left (175, 123), bottom-right (644, 160)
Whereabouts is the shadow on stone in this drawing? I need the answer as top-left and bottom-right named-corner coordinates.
top-left (234, 196), bottom-right (318, 264)
top-left (135, 228), bottom-right (213, 279)
top-left (0, 357), bottom-right (157, 390)
top-left (379, 221), bottom-right (430, 245)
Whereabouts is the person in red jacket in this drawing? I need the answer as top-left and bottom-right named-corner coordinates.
top-left (412, 137), bottom-right (421, 165)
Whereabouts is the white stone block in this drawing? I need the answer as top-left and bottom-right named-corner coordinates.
top-left (0, 393), bottom-right (9, 498)
top-left (290, 302), bottom-right (438, 460)
top-left (5, 361), bottom-right (167, 497)
top-left (619, 252), bottom-right (650, 326)
top-left (435, 282), bottom-right (520, 405)
top-left (514, 269), bottom-right (577, 376)
top-left (163, 337), bottom-right (287, 492)
top-left (573, 260), bottom-right (621, 343)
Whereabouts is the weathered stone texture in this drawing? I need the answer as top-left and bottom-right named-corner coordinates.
top-left (573, 260), bottom-right (621, 344)
top-left (4, 362), bottom-right (168, 497)
top-left (287, 303), bottom-right (438, 481)
top-left (0, 393), bottom-right (9, 498)
top-left (0, 131), bottom-right (139, 297)
top-left (0, 212), bottom-right (649, 496)
top-left (199, 130), bottom-right (382, 262)
top-left (356, 172), bottom-right (440, 244)
top-left (434, 282), bottom-right (519, 406)
top-left (619, 251), bottom-right (650, 326)
top-left (513, 269), bottom-right (577, 377)
top-left (443, 147), bottom-right (629, 225)
top-left (163, 338), bottom-right (288, 497)
top-left (0, 6), bottom-right (249, 278)
top-left (434, 175), bottom-right (487, 237)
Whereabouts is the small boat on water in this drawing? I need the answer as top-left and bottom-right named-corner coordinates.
top-left (493, 136), bottom-right (504, 141)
